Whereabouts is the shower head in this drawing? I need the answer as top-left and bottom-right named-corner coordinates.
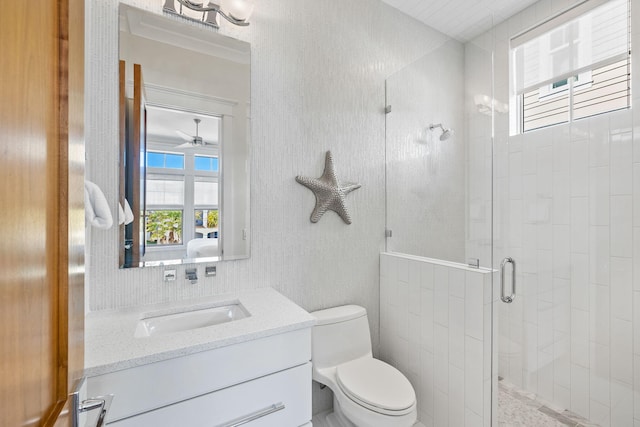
top-left (429, 123), bottom-right (454, 141)
top-left (439, 128), bottom-right (453, 141)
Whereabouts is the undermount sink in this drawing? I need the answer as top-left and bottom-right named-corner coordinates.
top-left (134, 303), bottom-right (250, 338)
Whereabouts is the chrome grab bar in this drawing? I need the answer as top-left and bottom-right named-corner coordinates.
top-left (218, 402), bottom-right (285, 427)
top-left (500, 257), bottom-right (516, 303)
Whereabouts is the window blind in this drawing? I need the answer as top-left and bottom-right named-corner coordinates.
top-left (146, 177), bottom-right (184, 205)
top-left (194, 180), bottom-right (218, 206)
top-left (511, 0), bottom-right (629, 95)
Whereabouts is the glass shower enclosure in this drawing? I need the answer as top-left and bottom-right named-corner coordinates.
top-left (382, 1), bottom-right (636, 426)
top-left (381, 29), bottom-right (497, 426)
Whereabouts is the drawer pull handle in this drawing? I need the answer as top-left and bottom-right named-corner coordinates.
top-left (218, 402), bottom-right (285, 427)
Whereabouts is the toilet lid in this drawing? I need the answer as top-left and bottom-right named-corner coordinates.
top-left (336, 358), bottom-right (416, 415)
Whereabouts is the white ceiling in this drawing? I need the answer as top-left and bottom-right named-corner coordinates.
top-left (380, 0), bottom-right (540, 42)
top-left (146, 106), bottom-right (220, 148)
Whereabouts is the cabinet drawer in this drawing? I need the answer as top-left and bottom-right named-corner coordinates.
top-left (108, 362), bottom-right (311, 427)
top-left (89, 328), bottom-right (311, 423)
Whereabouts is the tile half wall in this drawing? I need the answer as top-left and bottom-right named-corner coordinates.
top-left (379, 252), bottom-right (498, 427)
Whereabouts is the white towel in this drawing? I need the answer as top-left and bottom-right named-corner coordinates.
top-left (118, 199), bottom-right (134, 225)
top-left (84, 180), bottom-right (113, 229)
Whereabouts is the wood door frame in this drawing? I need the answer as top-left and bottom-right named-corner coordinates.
top-left (49, 0), bottom-right (86, 424)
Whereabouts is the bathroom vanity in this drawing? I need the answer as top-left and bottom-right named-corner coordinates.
top-left (84, 288), bottom-right (315, 426)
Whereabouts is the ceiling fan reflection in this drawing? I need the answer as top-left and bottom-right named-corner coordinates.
top-left (175, 118), bottom-right (211, 148)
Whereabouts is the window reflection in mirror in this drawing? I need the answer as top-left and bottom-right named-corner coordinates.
top-left (119, 4), bottom-right (250, 268)
top-left (142, 108), bottom-right (220, 262)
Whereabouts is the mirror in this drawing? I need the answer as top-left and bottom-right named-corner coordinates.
top-left (119, 4), bottom-right (250, 268)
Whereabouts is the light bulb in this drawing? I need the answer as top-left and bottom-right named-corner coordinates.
top-left (220, 0), bottom-right (254, 21)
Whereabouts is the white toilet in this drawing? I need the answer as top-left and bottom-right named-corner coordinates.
top-left (311, 305), bottom-right (417, 427)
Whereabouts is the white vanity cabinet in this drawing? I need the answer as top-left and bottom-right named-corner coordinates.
top-left (87, 327), bottom-right (312, 427)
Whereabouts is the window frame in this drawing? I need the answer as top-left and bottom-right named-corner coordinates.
top-left (510, 0), bottom-right (631, 135)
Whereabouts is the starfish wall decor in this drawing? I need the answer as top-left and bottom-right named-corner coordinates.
top-left (295, 151), bottom-right (361, 224)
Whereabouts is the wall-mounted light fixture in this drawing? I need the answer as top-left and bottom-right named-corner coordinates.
top-left (163, 0), bottom-right (254, 29)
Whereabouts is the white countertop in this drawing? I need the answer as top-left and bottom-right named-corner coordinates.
top-left (84, 288), bottom-right (315, 377)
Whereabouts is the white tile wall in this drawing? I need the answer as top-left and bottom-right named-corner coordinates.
top-left (380, 253), bottom-right (496, 426)
top-left (474, 0), bottom-right (639, 425)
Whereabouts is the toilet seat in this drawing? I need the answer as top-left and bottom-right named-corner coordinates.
top-left (336, 358), bottom-right (416, 416)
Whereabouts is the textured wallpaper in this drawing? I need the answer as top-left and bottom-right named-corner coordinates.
top-left (86, 0), bottom-right (453, 320)
top-left (85, 0), bottom-right (454, 413)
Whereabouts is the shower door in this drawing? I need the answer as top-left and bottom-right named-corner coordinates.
top-left (494, 117), bottom-right (638, 427)
top-left (492, 122), bottom-right (580, 423)
top-left (491, 21), bottom-right (578, 417)
top-left (491, 0), bottom-right (639, 423)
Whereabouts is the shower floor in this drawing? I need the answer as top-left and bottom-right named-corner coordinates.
top-left (313, 380), bottom-right (598, 427)
top-left (498, 380), bottom-right (598, 427)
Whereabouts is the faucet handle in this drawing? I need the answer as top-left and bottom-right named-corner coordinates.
top-left (185, 268), bottom-right (198, 283)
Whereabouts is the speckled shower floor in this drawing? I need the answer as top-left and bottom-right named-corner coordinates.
top-left (313, 380), bottom-right (599, 427)
top-left (498, 380), bottom-right (599, 427)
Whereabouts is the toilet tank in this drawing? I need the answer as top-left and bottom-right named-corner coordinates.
top-left (310, 305), bottom-right (372, 370)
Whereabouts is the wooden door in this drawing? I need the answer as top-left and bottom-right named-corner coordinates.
top-left (119, 60), bottom-right (127, 268)
top-left (0, 0), bottom-right (85, 425)
top-left (124, 64), bottom-right (146, 267)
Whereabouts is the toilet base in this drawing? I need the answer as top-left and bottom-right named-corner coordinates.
top-left (311, 398), bottom-right (356, 427)
top-left (313, 410), bottom-right (424, 427)
top-left (330, 396), bottom-right (357, 427)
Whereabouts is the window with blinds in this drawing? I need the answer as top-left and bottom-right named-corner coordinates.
top-left (146, 176), bottom-right (185, 246)
top-left (144, 148), bottom-right (220, 247)
top-left (510, 0), bottom-right (631, 133)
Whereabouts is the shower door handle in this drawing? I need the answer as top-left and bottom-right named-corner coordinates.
top-left (500, 257), bottom-right (516, 303)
